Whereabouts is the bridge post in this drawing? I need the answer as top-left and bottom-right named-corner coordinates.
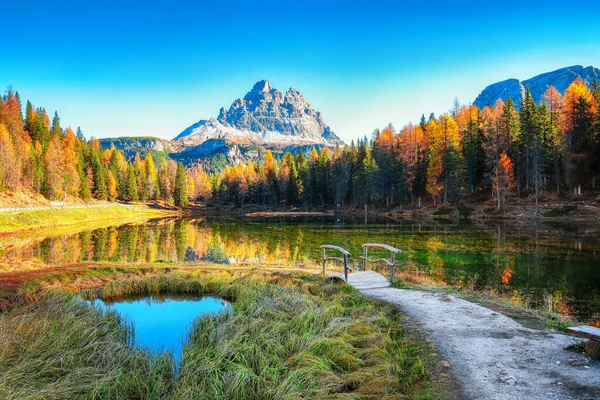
top-left (390, 252), bottom-right (396, 283)
top-left (344, 254), bottom-right (349, 283)
top-left (322, 247), bottom-right (327, 274)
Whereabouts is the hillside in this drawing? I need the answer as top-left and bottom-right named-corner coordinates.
top-left (473, 65), bottom-right (600, 109)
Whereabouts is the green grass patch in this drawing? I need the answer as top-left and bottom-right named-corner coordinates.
top-left (0, 269), bottom-right (451, 399)
top-left (0, 204), bottom-right (170, 234)
top-left (545, 318), bottom-right (572, 332)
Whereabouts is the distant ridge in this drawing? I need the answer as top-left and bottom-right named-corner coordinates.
top-left (473, 65), bottom-right (600, 109)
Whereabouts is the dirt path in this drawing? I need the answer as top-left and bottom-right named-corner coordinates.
top-left (346, 271), bottom-right (600, 400)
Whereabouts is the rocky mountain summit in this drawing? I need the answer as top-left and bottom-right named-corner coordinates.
top-left (98, 80), bottom-right (342, 170)
top-left (473, 65), bottom-right (600, 109)
top-left (175, 80), bottom-right (341, 147)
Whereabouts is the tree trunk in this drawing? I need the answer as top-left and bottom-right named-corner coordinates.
top-left (497, 189), bottom-right (501, 210)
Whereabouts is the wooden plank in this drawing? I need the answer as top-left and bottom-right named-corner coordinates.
top-left (347, 271), bottom-right (392, 289)
top-left (358, 256), bottom-right (394, 266)
top-left (320, 245), bottom-right (351, 256)
top-left (566, 325), bottom-right (600, 341)
top-left (362, 243), bottom-right (402, 254)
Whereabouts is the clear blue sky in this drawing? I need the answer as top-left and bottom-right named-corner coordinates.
top-left (2, 0), bottom-right (600, 143)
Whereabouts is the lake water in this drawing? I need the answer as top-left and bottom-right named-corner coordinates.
top-left (2, 216), bottom-right (599, 325)
top-left (91, 295), bottom-right (231, 364)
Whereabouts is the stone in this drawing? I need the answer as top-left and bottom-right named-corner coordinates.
top-left (440, 361), bottom-right (452, 369)
top-left (585, 340), bottom-right (600, 359)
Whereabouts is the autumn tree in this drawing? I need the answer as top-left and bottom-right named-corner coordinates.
top-left (563, 78), bottom-right (597, 193)
top-left (158, 158), bottom-right (172, 206)
top-left (42, 138), bottom-right (64, 199)
top-left (492, 153), bottom-right (516, 212)
top-left (542, 86), bottom-right (564, 193)
top-left (107, 170), bottom-right (118, 201)
top-left (398, 123), bottom-right (425, 204)
top-left (0, 124), bottom-right (19, 191)
top-left (145, 154), bottom-right (159, 200)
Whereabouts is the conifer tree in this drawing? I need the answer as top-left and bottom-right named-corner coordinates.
top-left (126, 164), bottom-right (139, 201)
top-left (174, 163), bottom-right (189, 207)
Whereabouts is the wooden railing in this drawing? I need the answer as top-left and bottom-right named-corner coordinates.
top-left (359, 243), bottom-right (402, 282)
top-left (320, 245), bottom-right (351, 282)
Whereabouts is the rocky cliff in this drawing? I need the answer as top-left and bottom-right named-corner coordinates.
top-left (174, 80), bottom-right (341, 147)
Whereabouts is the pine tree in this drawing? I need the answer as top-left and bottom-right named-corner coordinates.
top-left (282, 152), bottom-right (300, 205)
top-left (519, 89), bottom-right (539, 189)
top-left (295, 151), bottom-right (309, 206)
top-left (92, 153), bottom-right (108, 200)
top-left (357, 147), bottom-right (380, 212)
top-left (51, 111), bottom-right (62, 138)
top-left (174, 163), bottom-right (189, 207)
top-left (126, 164), bottom-right (139, 201)
top-left (443, 142), bottom-right (466, 207)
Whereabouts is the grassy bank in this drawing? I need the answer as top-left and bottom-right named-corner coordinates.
top-left (0, 204), bottom-right (174, 235)
top-left (0, 267), bottom-right (458, 399)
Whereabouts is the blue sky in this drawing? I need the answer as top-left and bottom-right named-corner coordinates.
top-left (2, 0), bottom-right (600, 143)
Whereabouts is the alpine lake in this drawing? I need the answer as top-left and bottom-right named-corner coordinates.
top-left (3, 215), bottom-right (599, 335)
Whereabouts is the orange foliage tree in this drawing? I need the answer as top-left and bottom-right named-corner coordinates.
top-left (492, 153), bottom-right (516, 211)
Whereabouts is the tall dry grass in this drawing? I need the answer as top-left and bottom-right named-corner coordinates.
top-left (1, 269), bottom-right (442, 399)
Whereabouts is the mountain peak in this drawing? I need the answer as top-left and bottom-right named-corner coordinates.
top-left (474, 65), bottom-right (600, 109)
top-left (250, 79), bottom-right (272, 93)
top-left (175, 80), bottom-right (342, 146)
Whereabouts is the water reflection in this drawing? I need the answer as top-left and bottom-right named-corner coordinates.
top-left (1, 217), bottom-right (599, 324)
top-left (91, 295), bottom-right (231, 365)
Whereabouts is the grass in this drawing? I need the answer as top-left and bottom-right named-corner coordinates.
top-left (0, 204), bottom-right (172, 235)
top-left (0, 267), bottom-right (455, 399)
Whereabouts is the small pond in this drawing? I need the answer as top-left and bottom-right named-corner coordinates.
top-left (91, 295), bottom-right (232, 364)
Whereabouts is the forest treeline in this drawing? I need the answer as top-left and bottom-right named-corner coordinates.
top-left (0, 88), bottom-right (189, 207)
top-left (212, 78), bottom-right (600, 211)
top-left (2, 78), bottom-right (600, 211)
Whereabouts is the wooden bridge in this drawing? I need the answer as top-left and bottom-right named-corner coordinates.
top-left (320, 243), bottom-right (401, 286)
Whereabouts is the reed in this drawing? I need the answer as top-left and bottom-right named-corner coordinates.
top-left (0, 269), bottom-right (452, 399)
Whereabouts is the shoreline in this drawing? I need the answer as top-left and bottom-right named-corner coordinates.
top-left (222, 201), bottom-right (600, 222)
top-left (0, 203), bottom-right (178, 236)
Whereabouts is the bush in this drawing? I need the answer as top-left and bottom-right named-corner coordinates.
top-left (543, 205), bottom-right (578, 217)
top-left (432, 207), bottom-right (452, 216)
top-left (457, 205), bottom-right (474, 218)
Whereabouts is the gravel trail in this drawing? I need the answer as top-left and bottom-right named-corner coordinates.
top-left (347, 271), bottom-right (600, 400)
